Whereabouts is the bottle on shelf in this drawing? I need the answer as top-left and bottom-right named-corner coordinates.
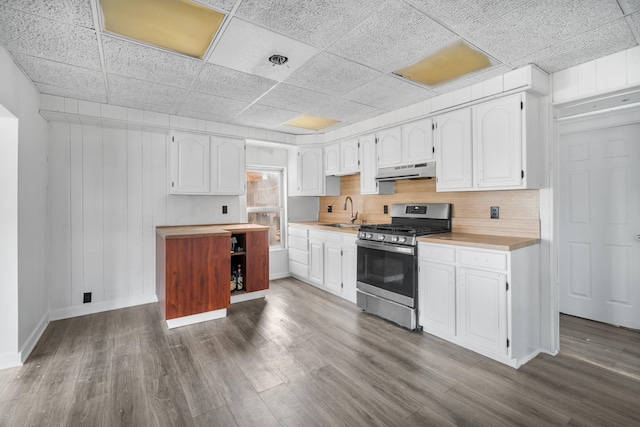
top-left (230, 268), bottom-right (236, 293)
top-left (236, 264), bottom-right (244, 291)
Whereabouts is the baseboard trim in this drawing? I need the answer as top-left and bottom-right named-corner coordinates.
top-left (231, 290), bottom-right (266, 304)
top-left (269, 273), bottom-right (290, 280)
top-left (19, 312), bottom-right (49, 364)
top-left (49, 294), bottom-right (159, 321)
top-left (0, 352), bottom-right (22, 370)
top-left (166, 308), bottom-right (227, 329)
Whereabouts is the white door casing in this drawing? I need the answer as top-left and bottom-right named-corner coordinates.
top-left (559, 123), bottom-right (640, 330)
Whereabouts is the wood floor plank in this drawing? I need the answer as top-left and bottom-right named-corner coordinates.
top-left (1, 278), bottom-right (639, 426)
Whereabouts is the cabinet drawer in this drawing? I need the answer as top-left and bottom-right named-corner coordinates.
top-left (289, 261), bottom-right (308, 279)
top-left (289, 235), bottom-right (308, 251)
top-left (419, 244), bottom-right (456, 263)
top-left (459, 249), bottom-right (507, 271)
top-left (309, 229), bottom-right (342, 243)
top-left (289, 248), bottom-right (308, 265)
top-left (288, 227), bottom-right (308, 238)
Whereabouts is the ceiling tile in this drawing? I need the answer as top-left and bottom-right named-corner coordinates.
top-left (193, 63), bottom-right (277, 102)
top-left (512, 18), bottom-right (637, 73)
top-left (310, 98), bottom-right (379, 122)
top-left (110, 97), bottom-right (176, 115)
top-left (107, 74), bottom-right (185, 109)
top-left (272, 124), bottom-right (318, 135)
top-left (175, 109), bottom-right (233, 123)
top-left (406, 0), bottom-right (530, 34)
top-left (343, 75), bottom-right (431, 109)
top-left (208, 18), bottom-right (319, 81)
top-left (195, 0), bottom-right (237, 12)
top-left (231, 104), bottom-right (300, 129)
top-left (621, 0), bottom-right (640, 13)
top-left (10, 52), bottom-right (105, 91)
top-left (0, 6), bottom-right (101, 69)
top-left (0, 0), bottom-right (94, 28)
top-left (235, 0), bottom-right (386, 48)
top-left (631, 11), bottom-right (640, 32)
top-left (432, 65), bottom-right (512, 93)
top-left (102, 36), bottom-right (203, 89)
top-left (180, 91), bottom-right (250, 118)
top-left (470, 0), bottom-right (624, 63)
top-left (36, 82), bottom-right (107, 103)
top-left (257, 84), bottom-right (336, 113)
top-left (285, 52), bottom-right (382, 96)
top-left (327, 1), bottom-right (457, 72)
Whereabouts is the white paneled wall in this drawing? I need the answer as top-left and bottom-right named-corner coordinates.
top-left (553, 46), bottom-right (640, 104)
top-left (48, 121), bottom-right (242, 317)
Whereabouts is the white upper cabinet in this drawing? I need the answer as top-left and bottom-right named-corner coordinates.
top-left (360, 133), bottom-right (393, 195)
top-left (435, 92), bottom-right (542, 192)
top-left (324, 139), bottom-right (359, 176)
top-left (297, 146), bottom-right (325, 196)
top-left (169, 131), bottom-right (211, 195)
top-left (211, 136), bottom-right (245, 195)
top-left (402, 118), bottom-right (434, 164)
top-left (324, 143), bottom-right (340, 175)
top-left (376, 127), bottom-right (402, 167)
top-left (473, 94), bottom-right (523, 189)
top-left (435, 108), bottom-right (473, 191)
top-left (340, 139), bottom-right (360, 174)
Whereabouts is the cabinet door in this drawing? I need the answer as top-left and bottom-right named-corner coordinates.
top-left (418, 260), bottom-right (456, 336)
top-left (341, 241), bottom-right (357, 304)
top-left (359, 133), bottom-right (379, 195)
top-left (473, 94), bottom-right (523, 188)
top-left (457, 267), bottom-right (508, 355)
top-left (324, 143), bottom-right (340, 175)
top-left (435, 108), bottom-right (472, 191)
top-left (308, 240), bottom-right (324, 286)
top-left (323, 242), bottom-right (342, 295)
top-left (245, 231), bottom-right (269, 292)
top-left (169, 132), bottom-right (210, 194)
top-left (377, 127), bottom-right (402, 167)
top-left (340, 139), bottom-right (360, 174)
top-left (298, 147), bottom-right (324, 196)
top-left (212, 136), bottom-right (245, 195)
top-left (402, 118), bottom-right (434, 164)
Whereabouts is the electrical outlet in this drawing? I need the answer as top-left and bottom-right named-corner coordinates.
top-left (83, 292), bottom-right (92, 303)
top-left (384, 205), bottom-right (388, 214)
top-left (222, 205), bottom-right (228, 214)
top-left (327, 205), bottom-right (332, 213)
top-left (490, 206), bottom-right (499, 219)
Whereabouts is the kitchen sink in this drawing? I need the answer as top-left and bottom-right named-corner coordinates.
top-left (321, 223), bottom-right (360, 228)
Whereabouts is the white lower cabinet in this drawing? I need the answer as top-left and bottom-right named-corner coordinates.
top-left (289, 227), bottom-right (357, 304)
top-left (418, 242), bottom-right (540, 368)
top-left (288, 226), bottom-right (309, 280)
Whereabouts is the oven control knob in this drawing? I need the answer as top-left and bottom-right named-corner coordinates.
top-left (398, 237), bottom-right (407, 243)
top-left (366, 233), bottom-right (373, 239)
top-left (391, 236), bottom-right (399, 242)
top-left (377, 234), bottom-right (385, 241)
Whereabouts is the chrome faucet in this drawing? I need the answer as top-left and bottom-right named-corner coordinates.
top-left (344, 196), bottom-right (358, 224)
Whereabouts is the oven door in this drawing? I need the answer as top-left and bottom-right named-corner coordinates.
top-left (356, 239), bottom-right (417, 307)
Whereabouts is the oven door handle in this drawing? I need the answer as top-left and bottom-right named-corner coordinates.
top-left (356, 239), bottom-right (415, 255)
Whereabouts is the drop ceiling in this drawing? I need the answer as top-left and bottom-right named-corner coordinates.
top-left (0, 0), bottom-right (639, 135)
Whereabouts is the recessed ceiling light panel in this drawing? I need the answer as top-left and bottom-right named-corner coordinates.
top-left (285, 114), bottom-right (341, 131)
top-left (394, 41), bottom-right (493, 87)
top-left (100, 0), bottom-right (225, 59)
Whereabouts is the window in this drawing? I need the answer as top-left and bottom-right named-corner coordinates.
top-left (246, 168), bottom-right (284, 248)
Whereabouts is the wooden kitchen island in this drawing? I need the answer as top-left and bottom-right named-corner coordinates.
top-left (156, 223), bottom-right (269, 328)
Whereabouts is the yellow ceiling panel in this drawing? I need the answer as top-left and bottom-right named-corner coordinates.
top-left (285, 114), bottom-right (341, 131)
top-left (100, 0), bottom-right (225, 58)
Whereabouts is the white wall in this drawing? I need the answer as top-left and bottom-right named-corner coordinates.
top-left (48, 122), bottom-right (241, 319)
top-left (0, 46), bottom-right (49, 368)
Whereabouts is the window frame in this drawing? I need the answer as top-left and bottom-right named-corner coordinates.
top-left (245, 166), bottom-right (286, 250)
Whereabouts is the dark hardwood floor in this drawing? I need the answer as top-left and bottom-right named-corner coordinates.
top-left (1, 277), bottom-right (639, 426)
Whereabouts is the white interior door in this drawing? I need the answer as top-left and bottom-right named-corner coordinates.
top-left (559, 123), bottom-right (640, 330)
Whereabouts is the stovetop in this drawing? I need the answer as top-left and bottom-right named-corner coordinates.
top-left (359, 223), bottom-right (449, 236)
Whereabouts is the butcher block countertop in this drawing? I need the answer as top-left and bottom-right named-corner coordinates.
top-left (156, 223), bottom-right (269, 239)
top-left (418, 232), bottom-right (540, 251)
top-left (290, 222), bottom-right (539, 251)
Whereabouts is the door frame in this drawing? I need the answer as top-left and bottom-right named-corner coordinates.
top-left (553, 104), bottom-right (640, 343)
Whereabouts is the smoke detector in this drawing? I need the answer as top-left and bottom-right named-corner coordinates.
top-left (268, 54), bottom-right (289, 66)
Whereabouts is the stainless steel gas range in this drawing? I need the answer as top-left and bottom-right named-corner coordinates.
top-left (356, 203), bottom-right (452, 330)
